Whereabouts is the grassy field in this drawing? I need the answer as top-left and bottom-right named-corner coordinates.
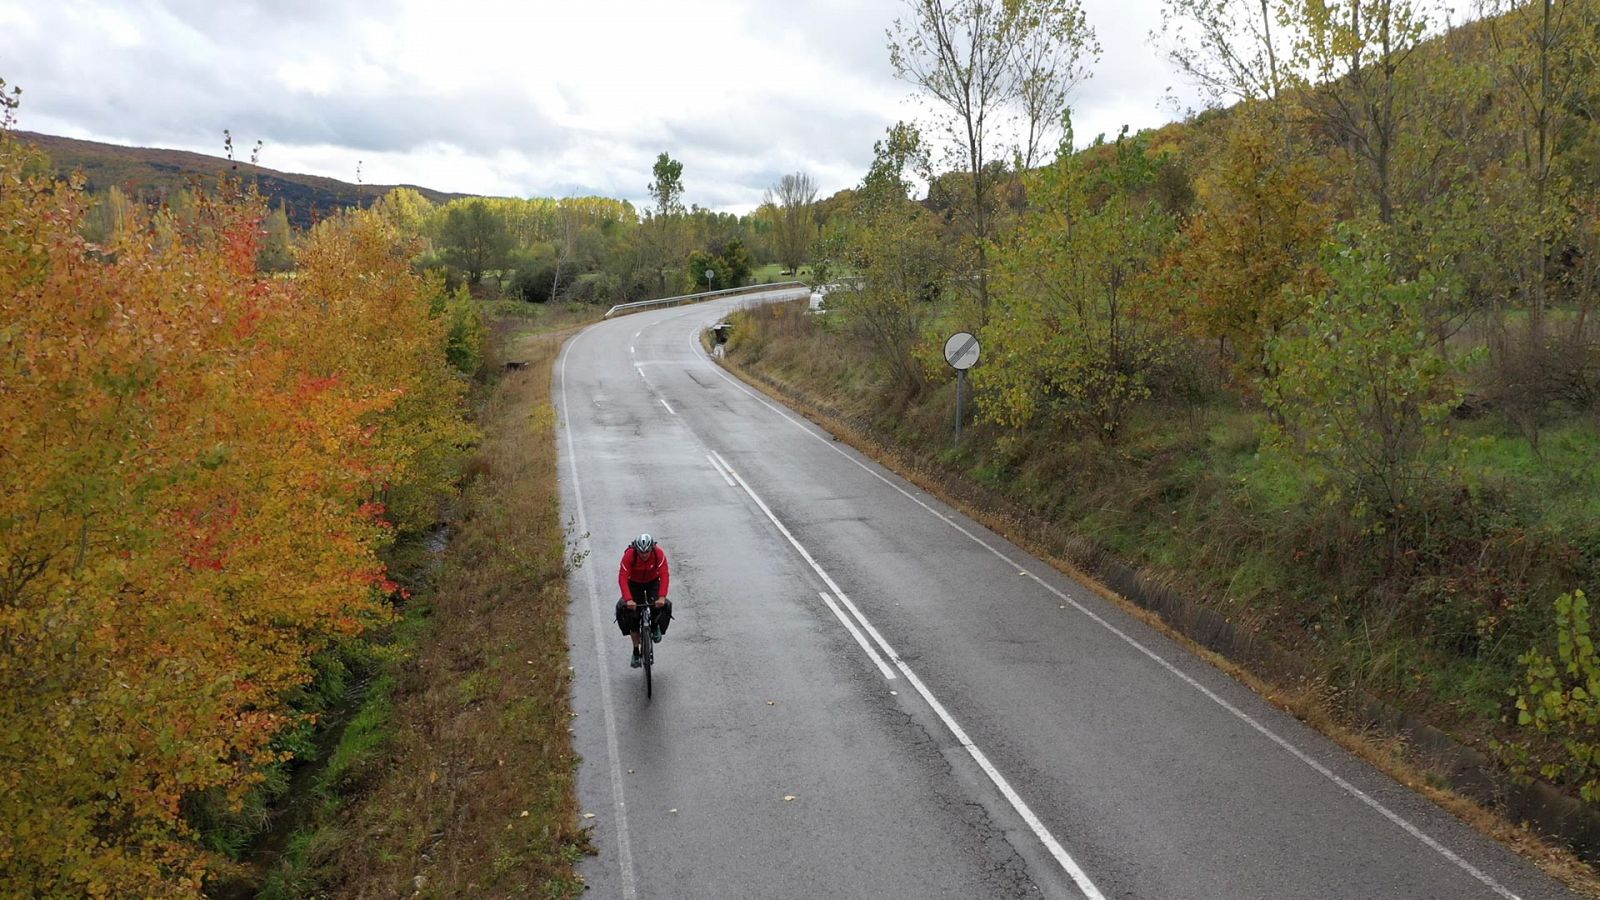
top-left (745, 262), bottom-right (817, 284)
top-left (251, 307), bottom-right (598, 898)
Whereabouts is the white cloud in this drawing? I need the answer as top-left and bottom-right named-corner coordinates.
top-left (3, 0), bottom-right (1216, 211)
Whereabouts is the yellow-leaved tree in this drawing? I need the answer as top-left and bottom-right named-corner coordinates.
top-left (0, 120), bottom-right (476, 895)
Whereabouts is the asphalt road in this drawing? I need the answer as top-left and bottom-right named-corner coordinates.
top-left (559, 289), bottom-right (1577, 900)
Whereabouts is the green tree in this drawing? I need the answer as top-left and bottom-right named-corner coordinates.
top-left (1509, 590), bottom-right (1600, 802)
top-left (1263, 227), bottom-right (1465, 530)
top-left (641, 153), bottom-right (689, 296)
top-left (688, 238), bottom-right (754, 291)
top-left (437, 199), bottom-right (512, 285)
top-left (256, 204), bottom-right (294, 273)
top-left (80, 185), bottom-right (132, 247)
top-left (648, 152), bottom-right (685, 217)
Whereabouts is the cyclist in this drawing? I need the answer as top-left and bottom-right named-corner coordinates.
top-left (615, 533), bottom-right (672, 668)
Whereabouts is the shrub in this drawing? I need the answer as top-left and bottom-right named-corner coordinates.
top-left (1264, 227), bottom-right (1468, 531)
top-left (1508, 590), bottom-right (1600, 801)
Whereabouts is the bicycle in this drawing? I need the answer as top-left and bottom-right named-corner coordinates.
top-left (637, 601), bottom-right (656, 699)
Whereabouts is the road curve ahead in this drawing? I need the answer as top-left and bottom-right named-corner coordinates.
top-left (559, 290), bottom-right (1576, 900)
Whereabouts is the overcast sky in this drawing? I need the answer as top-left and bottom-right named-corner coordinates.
top-left (2, 0), bottom-right (1208, 212)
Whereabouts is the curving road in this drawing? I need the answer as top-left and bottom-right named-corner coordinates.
top-left (558, 288), bottom-right (1576, 900)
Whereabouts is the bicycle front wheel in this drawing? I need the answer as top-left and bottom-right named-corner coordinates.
top-left (641, 609), bottom-right (653, 699)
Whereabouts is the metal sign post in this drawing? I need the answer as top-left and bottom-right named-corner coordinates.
top-left (943, 332), bottom-right (980, 443)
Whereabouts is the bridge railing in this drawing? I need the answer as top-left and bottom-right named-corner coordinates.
top-left (602, 281), bottom-right (810, 319)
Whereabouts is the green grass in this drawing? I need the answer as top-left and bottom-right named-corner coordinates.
top-left (1458, 419), bottom-right (1600, 527)
top-left (745, 262), bottom-right (816, 284)
top-left (477, 299), bottom-right (604, 325)
top-left (305, 320), bottom-right (589, 897)
top-left (320, 672), bottom-right (397, 796)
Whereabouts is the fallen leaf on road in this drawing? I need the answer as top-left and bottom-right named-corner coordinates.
top-left (767, 701), bottom-right (776, 706)
top-left (782, 795), bottom-right (796, 802)
top-left (583, 813), bottom-right (596, 819)
top-left (669, 809), bottom-right (678, 814)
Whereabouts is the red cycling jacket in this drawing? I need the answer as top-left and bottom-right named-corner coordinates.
top-left (618, 544), bottom-right (670, 601)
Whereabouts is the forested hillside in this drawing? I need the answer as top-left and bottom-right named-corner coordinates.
top-left (724, 0), bottom-right (1600, 851)
top-left (18, 130), bottom-right (474, 228)
top-left (40, 135), bottom-right (820, 307)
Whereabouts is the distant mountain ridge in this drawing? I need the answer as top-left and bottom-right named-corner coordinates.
top-left (15, 130), bottom-right (480, 228)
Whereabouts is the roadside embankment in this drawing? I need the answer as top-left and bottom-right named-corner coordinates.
top-left (259, 308), bottom-right (597, 898)
top-left (715, 298), bottom-right (1600, 895)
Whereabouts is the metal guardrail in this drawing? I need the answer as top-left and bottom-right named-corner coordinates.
top-left (602, 280), bottom-right (810, 319)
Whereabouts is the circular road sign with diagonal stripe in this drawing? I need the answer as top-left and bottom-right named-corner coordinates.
top-left (944, 332), bottom-right (980, 370)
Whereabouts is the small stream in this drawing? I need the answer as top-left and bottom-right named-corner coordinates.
top-left (216, 522), bottom-right (455, 897)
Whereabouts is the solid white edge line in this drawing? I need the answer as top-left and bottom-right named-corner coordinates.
top-left (659, 397), bottom-right (675, 415)
top-left (713, 448), bottom-right (1104, 899)
top-left (693, 329), bottom-right (1524, 900)
top-left (704, 453), bottom-right (735, 487)
top-left (889, 658), bottom-right (1106, 900)
top-left (557, 328), bottom-right (639, 900)
top-left (820, 591), bottom-right (896, 680)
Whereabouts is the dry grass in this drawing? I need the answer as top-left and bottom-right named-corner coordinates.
top-left (320, 323), bottom-right (590, 899)
top-left (717, 352), bottom-right (1600, 899)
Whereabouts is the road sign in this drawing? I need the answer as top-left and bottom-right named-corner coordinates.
top-left (944, 332), bottom-right (980, 370)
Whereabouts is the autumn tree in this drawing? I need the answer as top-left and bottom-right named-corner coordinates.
top-left (1158, 0), bottom-right (1294, 103)
top-left (373, 186), bottom-right (436, 242)
top-left (889, 0), bottom-right (1098, 320)
top-left (765, 171), bottom-right (819, 273)
top-left (0, 119), bottom-right (475, 894)
top-left (1481, 0), bottom-right (1600, 339)
top-left (1291, 0), bottom-right (1435, 226)
top-left (1177, 103), bottom-right (1331, 383)
top-left (978, 129), bottom-right (1179, 440)
top-left (828, 123), bottom-right (952, 392)
top-left (256, 204), bottom-right (294, 272)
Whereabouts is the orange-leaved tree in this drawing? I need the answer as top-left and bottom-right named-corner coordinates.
top-left (1174, 103), bottom-right (1330, 388)
top-left (0, 124), bottom-right (474, 895)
